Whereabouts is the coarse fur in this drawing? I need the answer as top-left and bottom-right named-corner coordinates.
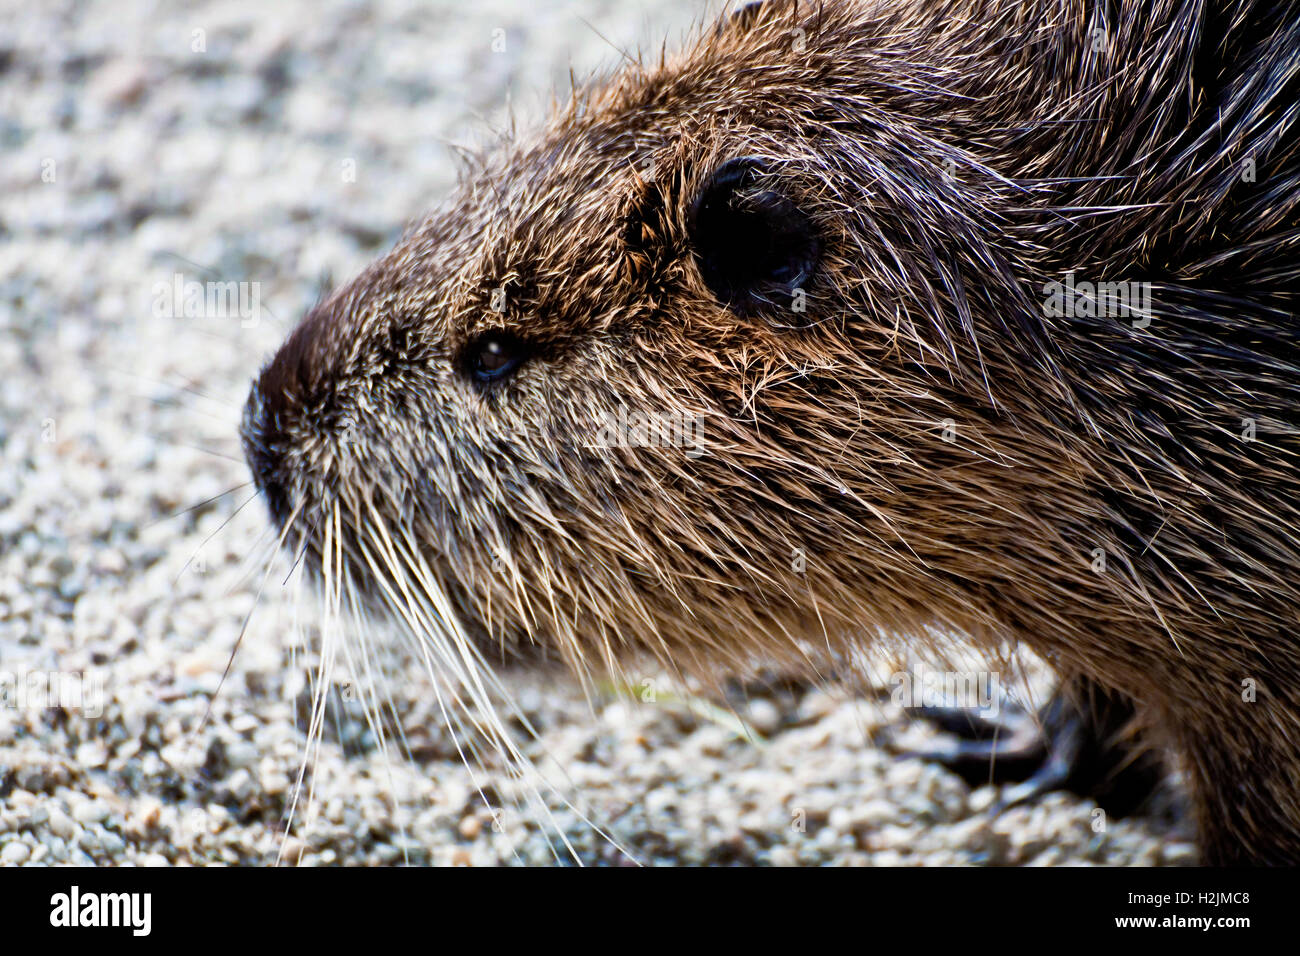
top-left (241, 0), bottom-right (1300, 865)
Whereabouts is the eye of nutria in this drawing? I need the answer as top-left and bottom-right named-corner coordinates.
top-left (464, 333), bottom-right (528, 384)
top-left (687, 156), bottom-right (821, 317)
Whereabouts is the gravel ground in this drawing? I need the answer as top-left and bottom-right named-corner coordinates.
top-left (0, 0), bottom-right (1195, 865)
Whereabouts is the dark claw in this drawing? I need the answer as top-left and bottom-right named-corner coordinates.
top-left (887, 674), bottom-right (1169, 817)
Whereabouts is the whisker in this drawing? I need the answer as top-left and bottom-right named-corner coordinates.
top-left (169, 441), bottom-right (247, 465)
top-left (110, 366), bottom-right (243, 413)
top-left (174, 490), bottom-right (260, 584)
top-left (197, 500), bottom-right (305, 734)
top-left (145, 481), bottom-right (251, 530)
top-left (283, 509), bottom-right (325, 586)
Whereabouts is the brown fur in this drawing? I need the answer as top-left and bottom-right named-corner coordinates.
top-left (241, 0), bottom-right (1300, 865)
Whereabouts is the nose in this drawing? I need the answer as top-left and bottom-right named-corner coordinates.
top-left (239, 295), bottom-right (346, 535)
top-left (240, 385), bottom-right (294, 531)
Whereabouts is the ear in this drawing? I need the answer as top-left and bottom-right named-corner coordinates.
top-left (686, 156), bottom-right (822, 324)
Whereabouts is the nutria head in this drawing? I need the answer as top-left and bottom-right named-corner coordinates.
top-left (240, 0), bottom-right (1056, 677)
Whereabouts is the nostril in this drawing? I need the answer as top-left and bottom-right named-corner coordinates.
top-left (240, 297), bottom-right (336, 538)
top-left (240, 387), bottom-right (293, 531)
top-left (249, 448), bottom-right (292, 531)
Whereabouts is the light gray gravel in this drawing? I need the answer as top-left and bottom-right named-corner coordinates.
top-left (0, 0), bottom-right (1195, 865)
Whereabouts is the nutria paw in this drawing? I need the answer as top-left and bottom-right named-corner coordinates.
top-left (891, 676), bottom-right (1170, 818)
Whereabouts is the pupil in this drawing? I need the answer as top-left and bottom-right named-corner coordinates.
top-left (479, 340), bottom-right (508, 371)
top-left (470, 335), bottom-right (526, 382)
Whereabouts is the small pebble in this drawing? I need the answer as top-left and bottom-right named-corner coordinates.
top-left (2, 842), bottom-right (31, 865)
top-left (74, 801), bottom-right (111, 825)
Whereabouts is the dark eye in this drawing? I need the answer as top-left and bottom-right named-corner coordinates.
top-left (687, 156), bottom-right (821, 318)
top-left (466, 334), bottom-right (527, 383)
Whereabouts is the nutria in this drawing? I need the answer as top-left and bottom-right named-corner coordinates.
top-left (239, 0), bottom-right (1300, 865)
